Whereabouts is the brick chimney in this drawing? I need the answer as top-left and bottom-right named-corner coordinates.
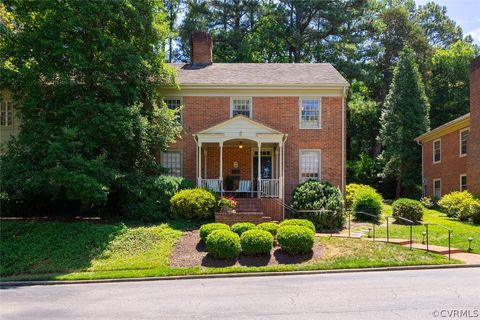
top-left (190, 32), bottom-right (213, 66)
top-left (467, 56), bottom-right (480, 194)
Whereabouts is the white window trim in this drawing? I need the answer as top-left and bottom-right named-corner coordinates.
top-left (160, 149), bottom-right (183, 177)
top-left (459, 128), bottom-right (469, 157)
top-left (230, 97), bottom-right (252, 118)
top-left (299, 97), bottom-right (322, 129)
top-left (433, 139), bottom-right (441, 164)
top-left (163, 97), bottom-right (183, 125)
top-left (298, 149), bottom-right (322, 183)
top-left (0, 98), bottom-right (14, 128)
top-left (459, 174), bottom-right (467, 191)
top-left (433, 178), bottom-right (441, 199)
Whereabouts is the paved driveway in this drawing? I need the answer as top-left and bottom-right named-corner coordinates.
top-left (2, 268), bottom-right (480, 319)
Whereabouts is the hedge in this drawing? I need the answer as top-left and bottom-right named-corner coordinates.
top-left (170, 188), bottom-right (216, 220)
top-left (205, 230), bottom-right (241, 260)
top-left (277, 225), bottom-right (315, 254)
top-left (240, 229), bottom-right (274, 255)
top-left (392, 198), bottom-right (423, 223)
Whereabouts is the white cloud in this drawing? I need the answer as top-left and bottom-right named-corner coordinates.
top-left (466, 28), bottom-right (480, 45)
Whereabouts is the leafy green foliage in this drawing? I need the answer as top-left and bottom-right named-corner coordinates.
top-left (379, 47), bottom-right (430, 198)
top-left (438, 191), bottom-right (479, 221)
top-left (352, 187), bottom-right (383, 222)
top-left (116, 175), bottom-right (193, 222)
top-left (170, 188), bottom-right (216, 220)
top-left (240, 229), bottom-right (273, 255)
top-left (277, 226), bottom-right (315, 255)
top-left (256, 222), bottom-right (279, 237)
top-left (0, 0), bottom-right (181, 214)
top-left (292, 181), bottom-right (344, 230)
top-left (392, 198), bottom-right (424, 223)
top-left (199, 223), bottom-right (230, 242)
top-left (345, 183), bottom-right (375, 209)
top-left (420, 197), bottom-right (434, 209)
top-left (279, 219), bottom-right (315, 233)
top-left (230, 222), bottom-right (256, 236)
top-left (205, 230), bottom-right (241, 260)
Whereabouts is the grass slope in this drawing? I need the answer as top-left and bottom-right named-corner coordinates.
top-left (1, 220), bottom-right (453, 281)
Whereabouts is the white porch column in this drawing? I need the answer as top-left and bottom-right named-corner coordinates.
top-left (197, 142), bottom-right (202, 187)
top-left (219, 142), bottom-right (223, 196)
top-left (257, 142), bottom-right (262, 198)
top-left (204, 149), bottom-right (208, 179)
top-left (279, 142), bottom-right (283, 199)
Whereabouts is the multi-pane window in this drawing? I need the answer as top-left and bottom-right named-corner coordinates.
top-left (300, 98), bottom-right (321, 129)
top-left (460, 175), bottom-right (467, 192)
top-left (0, 97), bottom-right (13, 127)
top-left (433, 139), bottom-right (441, 163)
top-left (164, 98), bottom-right (182, 124)
top-left (433, 179), bottom-right (441, 199)
top-left (299, 150), bottom-right (321, 182)
top-left (231, 98), bottom-right (251, 117)
top-left (161, 150), bottom-right (182, 177)
top-left (460, 129), bottom-right (469, 156)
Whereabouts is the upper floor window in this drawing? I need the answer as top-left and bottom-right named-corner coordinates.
top-left (460, 129), bottom-right (469, 157)
top-left (231, 98), bottom-right (251, 118)
top-left (0, 97), bottom-right (13, 127)
top-left (163, 98), bottom-right (183, 124)
top-left (299, 150), bottom-right (321, 183)
top-left (460, 174), bottom-right (467, 192)
top-left (160, 150), bottom-right (182, 177)
top-left (300, 98), bottom-right (321, 129)
top-left (433, 139), bottom-right (441, 164)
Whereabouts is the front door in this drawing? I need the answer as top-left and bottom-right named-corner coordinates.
top-left (253, 150), bottom-right (272, 192)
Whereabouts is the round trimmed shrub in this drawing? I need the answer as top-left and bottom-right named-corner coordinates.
top-left (351, 187), bottom-right (383, 222)
top-left (292, 180), bottom-right (344, 231)
top-left (240, 229), bottom-right (274, 255)
top-left (471, 200), bottom-right (480, 224)
top-left (277, 225), bottom-right (315, 254)
top-left (392, 198), bottom-right (423, 223)
top-left (170, 188), bottom-right (216, 220)
top-left (345, 183), bottom-right (369, 209)
top-left (279, 219), bottom-right (315, 232)
top-left (256, 222), bottom-right (279, 237)
top-left (199, 223), bottom-right (230, 241)
top-left (438, 191), bottom-right (474, 219)
top-left (230, 222), bottom-right (256, 236)
top-left (205, 230), bottom-right (241, 260)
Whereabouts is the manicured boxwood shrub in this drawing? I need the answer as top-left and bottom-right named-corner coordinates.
top-left (117, 174), bottom-right (194, 222)
top-left (256, 222), bottom-right (279, 237)
top-left (392, 198), bottom-right (423, 223)
top-left (277, 225), bottom-right (315, 254)
top-left (351, 187), bottom-right (383, 222)
top-left (291, 181), bottom-right (344, 231)
top-left (170, 188), bottom-right (216, 220)
top-left (240, 229), bottom-right (274, 255)
top-left (230, 222), bottom-right (256, 236)
top-left (205, 230), bottom-right (241, 260)
top-left (199, 223), bottom-right (230, 241)
top-left (279, 219), bottom-right (315, 232)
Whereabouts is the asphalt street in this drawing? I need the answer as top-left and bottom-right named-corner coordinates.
top-left (1, 268), bottom-right (480, 320)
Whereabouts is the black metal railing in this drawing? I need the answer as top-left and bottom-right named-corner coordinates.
top-left (346, 210), bottom-right (379, 242)
top-left (385, 216), bottom-right (415, 250)
top-left (424, 223), bottom-right (453, 260)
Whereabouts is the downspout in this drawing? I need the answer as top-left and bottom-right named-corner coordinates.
top-left (193, 134), bottom-right (198, 186)
top-left (342, 86), bottom-right (347, 195)
top-left (282, 134), bottom-right (288, 220)
top-left (416, 139), bottom-right (424, 196)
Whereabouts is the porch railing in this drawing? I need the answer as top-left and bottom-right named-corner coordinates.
top-left (200, 179), bottom-right (222, 193)
top-left (259, 179), bottom-right (280, 197)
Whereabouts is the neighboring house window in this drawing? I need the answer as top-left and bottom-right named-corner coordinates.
top-left (433, 179), bottom-right (441, 199)
top-left (460, 174), bottom-right (467, 192)
top-left (299, 150), bottom-right (321, 182)
top-left (300, 98), bottom-right (321, 129)
top-left (231, 97), bottom-right (252, 118)
top-left (161, 150), bottom-right (182, 176)
top-left (433, 139), bottom-right (441, 164)
top-left (460, 129), bottom-right (469, 157)
top-left (0, 97), bottom-right (13, 127)
top-left (164, 98), bottom-right (183, 124)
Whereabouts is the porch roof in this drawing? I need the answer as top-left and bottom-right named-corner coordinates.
top-left (194, 115), bottom-right (286, 144)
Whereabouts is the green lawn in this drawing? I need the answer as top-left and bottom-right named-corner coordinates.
top-left (368, 205), bottom-right (480, 254)
top-left (1, 219), bottom-right (454, 281)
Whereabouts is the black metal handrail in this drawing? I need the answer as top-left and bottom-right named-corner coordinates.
top-left (385, 216), bottom-right (415, 250)
top-left (424, 223), bottom-right (453, 260)
top-left (347, 210), bottom-right (379, 242)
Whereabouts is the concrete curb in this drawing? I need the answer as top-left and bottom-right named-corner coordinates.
top-left (2, 263), bottom-right (479, 287)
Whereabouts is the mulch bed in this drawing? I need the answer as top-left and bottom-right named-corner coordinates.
top-left (170, 231), bottom-right (324, 268)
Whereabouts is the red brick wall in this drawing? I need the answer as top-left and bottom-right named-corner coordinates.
top-left (167, 96), bottom-right (345, 205)
top-left (467, 56), bottom-right (480, 194)
top-left (422, 129), bottom-right (468, 197)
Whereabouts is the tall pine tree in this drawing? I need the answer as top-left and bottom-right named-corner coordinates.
top-left (379, 47), bottom-right (430, 198)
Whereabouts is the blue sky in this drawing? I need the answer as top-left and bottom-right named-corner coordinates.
top-left (416, 0), bottom-right (480, 44)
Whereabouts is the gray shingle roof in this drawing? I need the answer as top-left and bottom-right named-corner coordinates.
top-left (170, 63), bottom-right (348, 86)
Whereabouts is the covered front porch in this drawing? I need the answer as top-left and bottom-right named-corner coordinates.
top-left (194, 115), bottom-right (287, 199)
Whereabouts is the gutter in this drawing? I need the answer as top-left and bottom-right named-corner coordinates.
top-left (341, 86), bottom-right (347, 194)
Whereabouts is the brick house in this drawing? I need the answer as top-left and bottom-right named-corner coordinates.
top-left (415, 56), bottom-right (480, 198)
top-left (159, 32), bottom-right (349, 221)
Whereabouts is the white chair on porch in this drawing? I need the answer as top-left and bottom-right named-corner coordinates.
top-left (206, 179), bottom-right (221, 193)
top-left (236, 180), bottom-right (251, 193)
